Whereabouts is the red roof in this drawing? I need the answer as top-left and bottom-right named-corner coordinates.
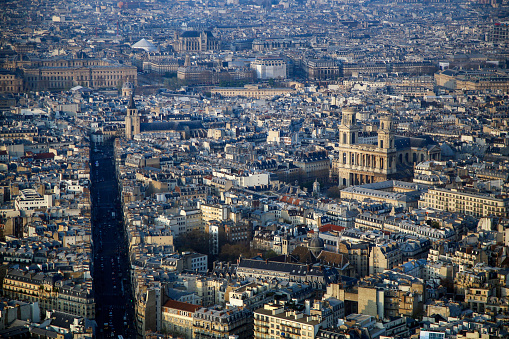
top-left (163, 299), bottom-right (201, 313)
top-left (320, 224), bottom-right (346, 233)
top-left (34, 152), bottom-right (55, 160)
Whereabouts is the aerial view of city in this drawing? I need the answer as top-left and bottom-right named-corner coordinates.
top-left (0, 0), bottom-right (508, 338)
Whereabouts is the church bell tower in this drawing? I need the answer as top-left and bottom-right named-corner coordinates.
top-left (378, 115), bottom-right (394, 149)
top-left (125, 94), bottom-right (140, 140)
top-left (339, 107), bottom-right (361, 146)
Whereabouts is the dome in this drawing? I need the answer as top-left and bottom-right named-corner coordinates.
top-left (123, 82), bottom-right (135, 89)
top-left (309, 236), bottom-right (324, 250)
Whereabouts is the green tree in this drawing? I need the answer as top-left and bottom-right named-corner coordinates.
top-left (264, 250), bottom-right (279, 259)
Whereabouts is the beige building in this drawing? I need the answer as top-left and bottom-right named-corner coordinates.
top-left (211, 85), bottom-right (295, 99)
top-left (177, 66), bottom-right (213, 85)
top-left (0, 69), bottom-right (23, 93)
top-left (193, 306), bottom-right (252, 339)
top-left (340, 180), bottom-right (428, 209)
top-left (338, 241), bottom-right (370, 278)
top-left (254, 303), bottom-right (322, 339)
top-left (19, 58), bottom-right (137, 91)
top-left (304, 59), bottom-right (341, 80)
top-left (3, 269), bottom-right (95, 319)
top-left (293, 150), bottom-right (330, 185)
top-left (369, 242), bottom-right (402, 275)
top-left (334, 108), bottom-right (441, 187)
top-left (419, 188), bottom-right (509, 218)
top-left (161, 300), bottom-right (201, 339)
top-left (434, 69), bottom-right (509, 92)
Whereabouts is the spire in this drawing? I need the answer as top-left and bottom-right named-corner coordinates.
top-left (127, 93), bottom-right (135, 110)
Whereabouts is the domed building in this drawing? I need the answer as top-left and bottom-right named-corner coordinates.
top-left (308, 234), bottom-right (324, 257)
top-left (122, 81), bottom-right (135, 97)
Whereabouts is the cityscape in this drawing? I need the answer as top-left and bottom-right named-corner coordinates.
top-left (0, 0), bottom-right (508, 338)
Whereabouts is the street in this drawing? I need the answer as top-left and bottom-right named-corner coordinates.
top-left (90, 139), bottom-right (135, 339)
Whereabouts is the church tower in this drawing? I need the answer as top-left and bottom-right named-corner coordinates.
top-left (125, 94), bottom-right (140, 140)
top-left (339, 107), bottom-right (361, 146)
top-left (378, 115), bottom-right (394, 149)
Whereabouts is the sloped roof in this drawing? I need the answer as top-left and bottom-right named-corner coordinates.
top-left (131, 38), bottom-right (157, 52)
top-left (163, 299), bottom-right (201, 313)
top-left (180, 30), bottom-right (214, 38)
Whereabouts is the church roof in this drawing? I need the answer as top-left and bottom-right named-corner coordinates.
top-left (140, 120), bottom-right (204, 132)
top-left (180, 30), bottom-right (214, 38)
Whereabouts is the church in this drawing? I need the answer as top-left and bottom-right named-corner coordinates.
top-left (124, 83), bottom-right (206, 140)
top-left (333, 107), bottom-right (442, 187)
top-left (172, 30), bottom-right (220, 53)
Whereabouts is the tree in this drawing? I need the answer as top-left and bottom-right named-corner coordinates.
top-left (174, 229), bottom-right (212, 256)
top-left (219, 243), bottom-right (255, 262)
top-left (326, 186), bottom-right (341, 198)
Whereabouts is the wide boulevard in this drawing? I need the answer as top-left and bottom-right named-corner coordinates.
top-left (90, 139), bottom-right (134, 338)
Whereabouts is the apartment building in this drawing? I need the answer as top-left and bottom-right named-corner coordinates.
top-left (236, 258), bottom-right (339, 289)
top-left (338, 241), bottom-right (371, 278)
top-left (55, 284), bottom-right (96, 320)
top-left (369, 242), bottom-right (403, 275)
top-left (193, 306), bottom-right (253, 339)
top-left (419, 188), bottom-right (509, 218)
top-left (293, 150), bottom-right (330, 185)
top-left (200, 203), bottom-right (229, 225)
top-left (254, 303), bottom-right (322, 339)
top-left (14, 189), bottom-right (54, 211)
top-left (161, 300), bottom-right (201, 339)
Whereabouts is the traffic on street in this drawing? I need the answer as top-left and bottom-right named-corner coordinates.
top-left (91, 140), bottom-right (135, 339)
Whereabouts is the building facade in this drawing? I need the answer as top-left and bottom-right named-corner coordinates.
top-left (251, 57), bottom-right (287, 79)
top-left (254, 303), bottom-right (322, 339)
top-left (419, 188), bottom-right (509, 218)
top-left (334, 107), bottom-right (441, 187)
top-left (173, 31), bottom-right (220, 53)
top-left (161, 300), bottom-right (201, 339)
top-left (304, 59), bottom-right (341, 80)
top-left (0, 69), bottom-right (23, 93)
top-left (17, 58), bottom-right (137, 91)
top-left (211, 85), bottom-right (295, 99)
top-left (193, 306), bottom-right (253, 339)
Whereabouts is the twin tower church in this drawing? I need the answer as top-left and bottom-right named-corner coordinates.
top-left (334, 107), bottom-right (442, 186)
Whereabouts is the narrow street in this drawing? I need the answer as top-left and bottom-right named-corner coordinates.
top-left (90, 139), bottom-right (134, 338)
